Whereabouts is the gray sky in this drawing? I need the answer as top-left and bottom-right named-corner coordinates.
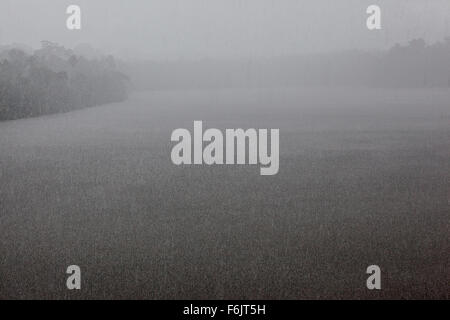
top-left (1, 0), bottom-right (450, 60)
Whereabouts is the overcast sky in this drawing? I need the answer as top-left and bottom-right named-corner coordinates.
top-left (1, 0), bottom-right (450, 60)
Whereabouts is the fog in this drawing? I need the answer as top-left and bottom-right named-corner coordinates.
top-left (0, 1), bottom-right (449, 300)
top-left (1, 0), bottom-right (450, 60)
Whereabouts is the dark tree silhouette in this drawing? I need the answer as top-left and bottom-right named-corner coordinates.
top-left (0, 42), bottom-right (128, 121)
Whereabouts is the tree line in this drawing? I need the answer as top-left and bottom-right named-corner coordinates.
top-left (125, 38), bottom-right (450, 90)
top-left (0, 41), bottom-right (128, 121)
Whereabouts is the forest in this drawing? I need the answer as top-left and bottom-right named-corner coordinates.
top-left (126, 38), bottom-right (450, 90)
top-left (2, 38), bottom-right (450, 121)
top-left (0, 41), bottom-right (128, 121)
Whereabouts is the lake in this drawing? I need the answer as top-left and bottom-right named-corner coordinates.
top-left (0, 87), bottom-right (449, 299)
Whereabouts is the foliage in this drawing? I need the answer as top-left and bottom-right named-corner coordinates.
top-left (0, 41), bottom-right (128, 120)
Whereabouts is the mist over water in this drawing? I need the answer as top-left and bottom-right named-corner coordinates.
top-left (0, 1), bottom-right (449, 300)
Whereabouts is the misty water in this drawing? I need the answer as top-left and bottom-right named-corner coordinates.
top-left (0, 87), bottom-right (449, 299)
